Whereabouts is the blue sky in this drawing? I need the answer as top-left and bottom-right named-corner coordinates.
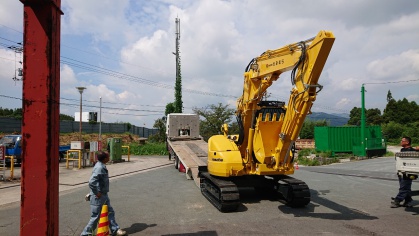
top-left (1, 0), bottom-right (419, 128)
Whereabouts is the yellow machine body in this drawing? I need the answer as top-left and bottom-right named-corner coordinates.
top-left (207, 30), bottom-right (335, 178)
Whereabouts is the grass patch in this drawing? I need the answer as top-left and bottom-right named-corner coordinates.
top-left (296, 148), bottom-right (341, 166)
top-left (384, 151), bottom-right (395, 157)
top-left (297, 157), bottom-right (320, 166)
top-left (297, 156), bottom-right (340, 166)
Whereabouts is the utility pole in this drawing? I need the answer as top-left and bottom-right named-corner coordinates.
top-left (360, 84), bottom-right (366, 157)
top-left (76, 87), bottom-right (86, 141)
top-left (99, 96), bottom-right (102, 149)
top-left (173, 17), bottom-right (183, 113)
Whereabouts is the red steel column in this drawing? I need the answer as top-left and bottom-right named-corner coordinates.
top-left (19, 1), bottom-right (62, 235)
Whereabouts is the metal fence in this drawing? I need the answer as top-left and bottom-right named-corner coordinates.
top-left (0, 117), bottom-right (158, 138)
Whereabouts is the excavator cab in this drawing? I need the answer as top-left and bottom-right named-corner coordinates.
top-left (255, 101), bottom-right (286, 122)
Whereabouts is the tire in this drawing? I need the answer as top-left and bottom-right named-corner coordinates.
top-left (174, 156), bottom-right (179, 169)
top-left (166, 142), bottom-right (171, 161)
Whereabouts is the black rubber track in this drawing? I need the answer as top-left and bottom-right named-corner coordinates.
top-left (200, 172), bottom-right (240, 212)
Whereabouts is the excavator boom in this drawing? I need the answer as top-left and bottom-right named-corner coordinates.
top-left (236, 30), bottom-right (335, 173)
top-left (201, 30), bottom-right (335, 212)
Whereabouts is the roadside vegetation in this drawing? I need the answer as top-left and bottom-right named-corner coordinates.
top-left (123, 142), bottom-right (168, 156)
top-left (296, 148), bottom-right (340, 166)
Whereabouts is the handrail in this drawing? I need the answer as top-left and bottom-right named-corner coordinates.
top-left (0, 156), bottom-right (15, 180)
top-left (66, 149), bottom-right (83, 169)
top-left (122, 145), bottom-right (130, 162)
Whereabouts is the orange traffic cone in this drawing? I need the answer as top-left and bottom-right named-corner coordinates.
top-left (97, 204), bottom-right (110, 236)
top-left (294, 162), bottom-right (299, 170)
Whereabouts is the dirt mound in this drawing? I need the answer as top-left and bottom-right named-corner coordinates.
top-left (60, 133), bottom-right (141, 146)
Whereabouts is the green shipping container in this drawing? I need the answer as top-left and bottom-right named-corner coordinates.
top-left (314, 126), bottom-right (386, 156)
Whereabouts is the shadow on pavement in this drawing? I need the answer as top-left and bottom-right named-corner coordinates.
top-left (278, 189), bottom-right (379, 220)
top-left (124, 223), bottom-right (157, 235)
top-left (162, 231), bottom-right (218, 236)
top-left (404, 203), bottom-right (419, 215)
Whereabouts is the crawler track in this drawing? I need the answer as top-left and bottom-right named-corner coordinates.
top-left (276, 175), bottom-right (311, 207)
top-left (200, 172), bottom-right (240, 212)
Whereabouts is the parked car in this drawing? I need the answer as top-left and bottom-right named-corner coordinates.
top-left (0, 134), bottom-right (70, 166)
top-left (0, 135), bottom-right (22, 166)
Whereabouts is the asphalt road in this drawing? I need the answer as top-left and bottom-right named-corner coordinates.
top-left (1, 156), bottom-right (418, 235)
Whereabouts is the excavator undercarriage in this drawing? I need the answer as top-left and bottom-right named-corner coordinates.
top-left (200, 172), bottom-right (310, 212)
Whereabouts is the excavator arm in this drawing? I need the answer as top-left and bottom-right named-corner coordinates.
top-left (237, 30), bottom-right (335, 172)
top-left (202, 30), bottom-right (335, 212)
top-left (208, 30), bottom-right (335, 177)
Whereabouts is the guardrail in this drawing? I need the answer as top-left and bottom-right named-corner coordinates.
top-left (122, 145), bottom-right (130, 162)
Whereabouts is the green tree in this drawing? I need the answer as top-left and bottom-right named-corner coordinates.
top-left (174, 54), bottom-right (183, 113)
top-left (347, 107), bottom-right (383, 126)
top-left (193, 103), bottom-right (235, 141)
top-left (165, 103), bottom-right (176, 116)
top-left (174, 72), bottom-right (183, 113)
top-left (382, 97), bottom-right (397, 123)
top-left (60, 113), bottom-right (74, 121)
top-left (386, 90), bottom-right (393, 103)
top-left (229, 119), bottom-right (240, 135)
top-left (366, 108), bottom-right (383, 125)
top-left (0, 107), bottom-right (14, 117)
top-left (347, 107), bottom-right (361, 125)
top-left (382, 121), bottom-right (405, 142)
top-left (125, 122), bottom-right (132, 132)
top-left (404, 121), bottom-right (419, 144)
top-left (383, 98), bottom-right (419, 124)
top-left (299, 119), bottom-right (329, 139)
top-left (12, 108), bottom-right (22, 119)
top-left (148, 117), bottom-right (166, 143)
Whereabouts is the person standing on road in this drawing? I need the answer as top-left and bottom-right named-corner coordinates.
top-left (81, 151), bottom-right (126, 236)
top-left (391, 136), bottom-right (417, 208)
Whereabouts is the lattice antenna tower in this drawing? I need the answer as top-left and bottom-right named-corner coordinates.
top-left (174, 17), bottom-right (183, 113)
top-left (8, 43), bottom-right (24, 84)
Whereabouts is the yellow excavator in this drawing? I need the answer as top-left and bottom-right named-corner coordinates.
top-left (200, 30), bottom-right (335, 212)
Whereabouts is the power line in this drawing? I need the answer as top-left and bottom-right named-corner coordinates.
top-left (61, 57), bottom-right (236, 98)
top-left (0, 23), bottom-right (23, 34)
top-left (364, 79), bottom-right (419, 85)
top-left (2, 30), bottom-right (236, 98)
top-left (0, 94), bottom-right (164, 115)
top-left (60, 97), bottom-right (170, 108)
top-left (59, 102), bottom-right (163, 113)
top-left (103, 112), bottom-right (161, 117)
top-left (0, 36), bottom-right (20, 44)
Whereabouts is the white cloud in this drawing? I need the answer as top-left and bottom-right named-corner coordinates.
top-left (62, 0), bottom-right (130, 39)
top-left (407, 94), bottom-right (419, 102)
top-left (60, 64), bottom-right (78, 85)
top-left (1, 0), bottom-right (419, 127)
top-left (336, 98), bottom-right (351, 107)
top-left (366, 50), bottom-right (419, 81)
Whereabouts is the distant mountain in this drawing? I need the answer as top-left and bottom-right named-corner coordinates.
top-left (329, 113), bottom-right (350, 119)
top-left (306, 112), bottom-right (349, 126)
